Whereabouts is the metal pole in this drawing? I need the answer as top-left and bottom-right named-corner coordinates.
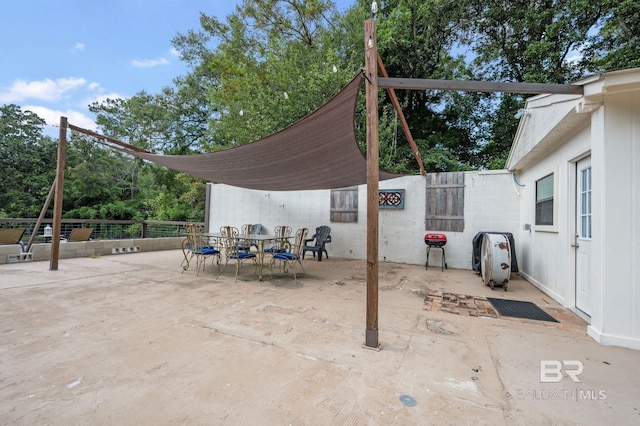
top-left (50, 117), bottom-right (67, 270)
top-left (364, 18), bottom-right (379, 349)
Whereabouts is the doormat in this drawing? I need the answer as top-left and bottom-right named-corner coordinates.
top-left (487, 298), bottom-right (559, 323)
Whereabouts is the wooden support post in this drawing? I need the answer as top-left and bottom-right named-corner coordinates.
top-left (25, 178), bottom-right (56, 253)
top-left (50, 117), bottom-right (67, 270)
top-left (364, 18), bottom-right (379, 349)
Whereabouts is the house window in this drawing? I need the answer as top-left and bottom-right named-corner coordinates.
top-left (535, 173), bottom-right (554, 226)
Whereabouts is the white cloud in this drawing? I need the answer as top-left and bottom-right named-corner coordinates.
top-left (24, 105), bottom-right (96, 131)
top-left (77, 82), bottom-right (127, 108)
top-left (82, 92), bottom-right (127, 107)
top-left (73, 42), bottom-right (85, 52)
top-left (169, 47), bottom-right (180, 57)
top-left (0, 77), bottom-right (86, 103)
top-left (131, 57), bottom-right (170, 68)
top-left (565, 52), bottom-right (583, 64)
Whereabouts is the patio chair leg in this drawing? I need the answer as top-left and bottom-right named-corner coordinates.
top-left (181, 253), bottom-right (193, 273)
top-left (217, 259), bottom-right (230, 278)
top-left (196, 257), bottom-right (202, 277)
top-left (291, 260), bottom-right (305, 280)
top-left (211, 254), bottom-right (221, 275)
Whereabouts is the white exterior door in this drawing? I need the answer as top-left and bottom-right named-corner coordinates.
top-left (575, 156), bottom-right (592, 317)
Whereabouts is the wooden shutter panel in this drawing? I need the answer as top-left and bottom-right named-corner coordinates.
top-left (425, 172), bottom-right (464, 232)
top-left (331, 186), bottom-right (358, 223)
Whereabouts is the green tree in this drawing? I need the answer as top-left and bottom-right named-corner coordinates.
top-left (63, 133), bottom-right (143, 219)
top-left (171, 1), bottom-right (356, 150)
top-left (462, 0), bottom-right (607, 83)
top-left (88, 91), bottom-right (210, 221)
top-left (582, 0), bottom-right (640, 71)
top-left (371, 0), bottom-right (478, 172)
top-left (89, 93), bottom-right (175, 201)
top-left (479, 93), bottom-right (523, 170)
top-left (455, 0), bottom-right (610, 168)
top-left (0, 104), bottom-right (57, 217)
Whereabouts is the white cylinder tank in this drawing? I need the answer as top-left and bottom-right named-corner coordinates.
top-left (481, 233), bottom-right (511, 290)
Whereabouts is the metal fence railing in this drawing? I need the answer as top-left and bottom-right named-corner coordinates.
top-left (0, 219), bottom-right (204, 242)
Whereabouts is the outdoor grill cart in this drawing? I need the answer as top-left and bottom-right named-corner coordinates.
top-left (424, 233), bottom-right (447, 271)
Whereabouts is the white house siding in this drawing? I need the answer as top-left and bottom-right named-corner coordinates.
top-left (206, 171), bottom-right (519, 270)
top-left (514, 124), bottom-right (591, 305)
top-left (588, 91), bottom-right (640, 349)
top-left (588, 106), bottom-right (606, 338)
top-left (509, 94), bottom-right (583, 167)
top-left (507, 68), bottom-right (640, 349)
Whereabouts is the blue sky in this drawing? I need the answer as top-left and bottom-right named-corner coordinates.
top-left (0, 0), bottom-right (354, 134)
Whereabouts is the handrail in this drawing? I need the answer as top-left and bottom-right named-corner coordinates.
top-left (0, 219), bottom-right (204, 242)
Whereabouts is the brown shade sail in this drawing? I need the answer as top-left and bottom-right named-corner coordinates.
top-left (109, 74), bottom-right (400, 191)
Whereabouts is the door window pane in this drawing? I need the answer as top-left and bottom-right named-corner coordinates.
top-left (580, 167), bottom-right (592, 239)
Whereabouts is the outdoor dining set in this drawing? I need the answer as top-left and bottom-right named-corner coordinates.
top-left (181, 223), bottom-right (332, 280)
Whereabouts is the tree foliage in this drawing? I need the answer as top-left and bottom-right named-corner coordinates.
top-left (89, 92), bottom-right (208, 221)
top-left (3, 0), bottom-right (639, 219)
top-left (0, 105), bottom-right (57, 217)
top-left (582, 0), bottom-right (640, 71)
top-left (170, 1), bottom-right (357, 150)
top-left (462, 0), bottom-right (607, 83)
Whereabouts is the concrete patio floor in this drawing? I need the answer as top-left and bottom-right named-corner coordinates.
top-left (1, 250), bottom-right (638, 425)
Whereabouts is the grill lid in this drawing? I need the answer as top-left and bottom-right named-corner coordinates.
top-left (424, 233), bottom-right (447, 246)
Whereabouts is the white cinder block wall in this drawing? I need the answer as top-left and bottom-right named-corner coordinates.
top-left (458, 171), bottom-right (521, 269)
top-left (207, 171), bottom-right (520, 270)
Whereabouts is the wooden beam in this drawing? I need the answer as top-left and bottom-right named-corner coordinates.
top-left (25, 178), bottom-right (56, 253)
top-left (376, 54), bottom-right (426, 176)
top-left (50, 117), bottom-right (67, 270)
top-left (378, 77), bottom-right (584, 95)
top-left (364, 18), bottom-right (379, 349)
top-left (68, 123), bottom-right (149, 153)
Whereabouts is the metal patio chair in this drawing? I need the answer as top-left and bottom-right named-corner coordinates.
top-left (218, 225), bottom-right (257, 278)
top-left (181, 223), bottom-right (221, 276)
top-left (264, 225), bottom-right (292, 255)
top-left (270, 227), bottom-right (308, 279)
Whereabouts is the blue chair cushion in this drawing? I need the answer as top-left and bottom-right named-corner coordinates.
top-left (273, 253), bottom-right (299, 260)
top-left (201, 248), bottom-right (220, 255)
top-left (228, 252), bottom-right (256, 260)
top-left (264, 247), bottom-right (286, 253)
top-left (188, 245), bottom-right (217, 252)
